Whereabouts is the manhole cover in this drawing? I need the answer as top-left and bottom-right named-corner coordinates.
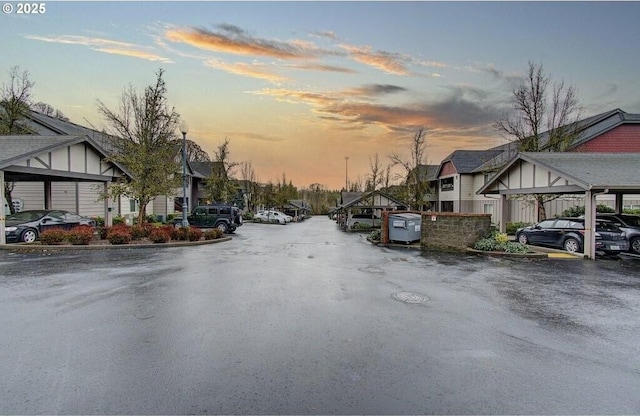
top-left (392, 291), bottom-right (429, 304)
top-left (358, 266), bottom-right (384, 274)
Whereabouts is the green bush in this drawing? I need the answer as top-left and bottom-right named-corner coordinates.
top-left (39, 228), bottom-right (68, 245)
top-left (624, 208), bottom-right (640, 215)
top-left (243, 211), bottom-right (254, 220)
top-left (204, 229), bottom-right (224, 240)
top-left (474, 231), bottom-right (530, 253)
top-left (166, 214), bottom-right (175, 223)
top-left (97, 226), bottom-right (109, 240)
top-left (67, 225), bottom-right (95, 245)
top-left (506, 222), bottom-right (531, 235)
top-left (93, 216), bottom-right (105, 227)
top-left (107, 225), bottom-right (131, 244)
top-left (368, 229), bottom-right (382, 241)
top-left (113, 215), bottom-right (126, 225)
top-left (560, 204), bottom-right (615, 217)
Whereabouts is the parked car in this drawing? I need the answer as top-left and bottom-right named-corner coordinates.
top-left (596, 213), bottom-right (640, 255)
top-left (273, 211), bottom-right (293, 223)
top-left (4, 209), bottom-right (96, 243)
top-left (516, 217), bottom-right (629, 255)
top-left (254, 210), bottom-right (286, 224)
top-left (174, 204), bottom-right (242, 233)
top-left (347, 213), bottom-right (382, 229)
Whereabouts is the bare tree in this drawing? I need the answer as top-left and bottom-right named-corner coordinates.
top-left (389, 128), bottom-right (431, 209)
top-left (97, 69), bottom-right (182, 226)
top-left (494, 61), bottom-right (583, 220)
top-left (32, 102), bottom-right (69, 121)
top-left (1, 66), bottom-right (36, 214)
top-left (204, 138), bottom-right (239, 204)
top-left (184, 140), bottom-right (210, 162)
top-left (0, 66), bottom-right (34, 135)
top-left (240, 160), bottom-right (257, 211)
top-left (365, 153), bottom-right (383, 191)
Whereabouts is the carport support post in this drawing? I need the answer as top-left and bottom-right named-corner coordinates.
top-left (0, 170), bottom-right (5, 245)
top-left (584, 190), bottom-right (596, 260)
top-left (499, 194), bottom-right (508, 233)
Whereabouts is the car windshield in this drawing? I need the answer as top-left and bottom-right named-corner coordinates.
top-left (7, 211), bottom-right (47, 221)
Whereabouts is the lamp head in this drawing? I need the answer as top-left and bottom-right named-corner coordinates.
top-left (179, 120), bottom-right (189, 134)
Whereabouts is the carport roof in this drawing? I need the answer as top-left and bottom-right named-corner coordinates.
top-left (477, 152), bottom-right (640, 195)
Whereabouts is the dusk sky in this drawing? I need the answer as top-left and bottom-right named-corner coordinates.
top-left (3, 1), bottom-right (640, 190)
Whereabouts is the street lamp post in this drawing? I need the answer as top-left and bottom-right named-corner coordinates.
top-left (345, 156), bottom-right (349, 191)
top-left (179, 121), bottom-right (189, 227)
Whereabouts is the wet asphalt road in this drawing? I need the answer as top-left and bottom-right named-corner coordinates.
top-left (1, 216), bottom-right (640, 415)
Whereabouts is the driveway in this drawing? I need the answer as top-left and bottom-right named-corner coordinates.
top-left (1, 217), bottom-right (639, 414)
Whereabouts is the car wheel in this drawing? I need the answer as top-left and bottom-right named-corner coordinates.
top-left (563, 237), bottom-right (580, 253)
top-left (216, 222), bottom-right (228, 233)
top-left (21, 229), bottom-right (38, 243)
top-left (630, 237), bottom-right (640, 255)
top-left (517, 233), bottom-right (529, 244)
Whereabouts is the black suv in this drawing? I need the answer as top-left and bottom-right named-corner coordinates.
top-left (597, 213), bottom-right (640, 255)
top-left (174, 204), bottom-right (243, 233)
top-left (516, 217), bottom-right (628, 255)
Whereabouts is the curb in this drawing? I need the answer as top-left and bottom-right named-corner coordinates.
top-left (0, 236), bottom-right (232, 252)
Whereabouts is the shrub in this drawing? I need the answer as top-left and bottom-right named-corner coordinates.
top-left (204, 229), bottom-right (224, 240)
top-left (188, 227), bottom-right (204, 241)
top-left (97, 226), bottom-right (109, 240)
top-left (149, 228), bottom-right (171, 243)
top-left (243, 211), bottom-right (254, 221)
top-left (131, 226), bottom-right (149, 240)
top-left (172, 226), bottom-right (189, 241)
top-left (368, 229), bottom-right (382, 241)
top-left (113, 215), bottom-right (126, 225)
top-left (506, 222), bottom-right (531, 235)
top-left (93, 216), bottom-right (105, 227)
top-left (107, 225), bottom-right (131, 245)
top-left (474, 230), bottom-right (530, 253)
top-left (166, 214), bottom-right (175, 223)
top-left (67, 225), bottom-right (95, 245)
top-left (561, 204), bottom-right (615, 217)
top-left (39, 228), bottom-right (68, 245)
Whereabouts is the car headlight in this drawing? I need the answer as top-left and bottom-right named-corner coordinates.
top-left (5, 226), bottom-right (17, 232)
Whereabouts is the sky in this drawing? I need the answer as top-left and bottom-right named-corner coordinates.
top-left (2, 1), bottom-right (640, 190)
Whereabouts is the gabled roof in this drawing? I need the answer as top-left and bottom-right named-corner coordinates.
top-left (340, 189), bottom-right (408, 210)
top-left (0, 135), bottom-right (132, 178)
top-left (340, 191), bottom-right (363, 206)
top-left (190, 161), bottom-right (226, 179)
top-left (415, 164), bottom-right (440, 181)
top-left (437, 149), bottom-right (504, 176)
top-left (24, 111), bottom-right (116, 151)
top-left (474, 108), bottom-right (640, 173)
top-left (477, 152), bottom-right (640, 195)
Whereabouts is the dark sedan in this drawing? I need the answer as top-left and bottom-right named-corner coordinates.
top-left (4, 210), bottom-right (96, 243)
top-left (597, 213), bottom-right (640, 255)
top-left (516, 217), bottom-right (629, 255)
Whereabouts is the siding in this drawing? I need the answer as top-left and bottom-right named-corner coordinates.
top-left (574, 125), bottom-right (640, 152)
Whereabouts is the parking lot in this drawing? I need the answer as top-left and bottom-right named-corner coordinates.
top-left (1, 216), bottom-right (639, 414)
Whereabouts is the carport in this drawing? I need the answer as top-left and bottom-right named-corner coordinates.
top-left (0, 135), bottom-right (131, 244)
top-left (477, 152), bottom-right (640, 259)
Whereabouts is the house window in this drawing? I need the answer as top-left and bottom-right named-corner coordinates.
top-left (440, 177), bottom-right (454, 192)
top-left (129, 199), bottom-right (137, 212)
top-left (483, 203), bottom-right (494, 215)
top-left (441, 201), bottom-right (454, 212)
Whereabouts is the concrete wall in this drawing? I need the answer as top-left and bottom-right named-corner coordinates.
top-left (420, 212), bottom-right (492, 252)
